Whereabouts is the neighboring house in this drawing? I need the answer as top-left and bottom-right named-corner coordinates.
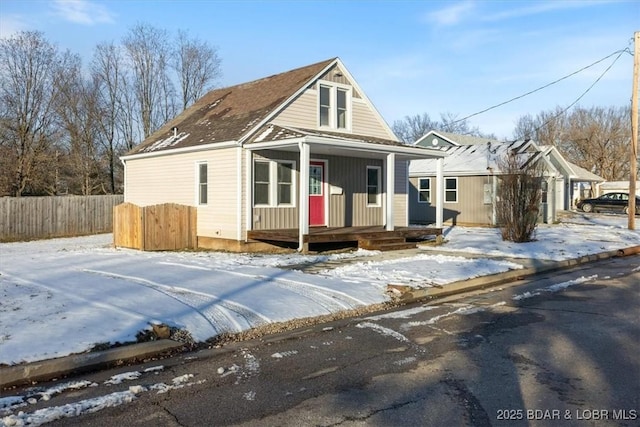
top-left (598, 181), bottom-right (640, 197)
top-left (408, 135), bottom-right (604, 226)
top-left (414, 130), bottom-right (502, 148)
top-left (121, 58), bottom-right (445, 252)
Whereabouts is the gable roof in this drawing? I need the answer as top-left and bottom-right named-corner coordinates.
top-left (538, 145), bottom-right (604, 182)
top-left (128, 58), bottom-right (337, 155)
top-left (414, 130), bottom-right (502, 147)
top-left (409, 140), bottom-right (529, 176)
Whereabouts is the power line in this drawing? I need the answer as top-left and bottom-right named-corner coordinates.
top-left (454, 47), bottom-right (631, 124)
top-left (531, 48), bottom-right (628, 135)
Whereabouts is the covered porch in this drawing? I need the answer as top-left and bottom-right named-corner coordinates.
top-left (245, 128), bottom-right (447, 252)
top-left (247, 225), bottom-right (442, 251)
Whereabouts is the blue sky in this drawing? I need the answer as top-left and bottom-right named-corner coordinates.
top-left (1, 0), bottom-right (637, 138)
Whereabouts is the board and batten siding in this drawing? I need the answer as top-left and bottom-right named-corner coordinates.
top-left (409, 175), bottom-right (493, 226)
top-left (250, 151), bottom-right (392, 229)
top-left (251, 150), bottom-right (300, 230)
top-left (124, 147), bottom-right (240, 240)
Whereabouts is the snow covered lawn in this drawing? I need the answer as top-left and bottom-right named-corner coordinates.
top-left (0, 214), bottom-right (637, 366)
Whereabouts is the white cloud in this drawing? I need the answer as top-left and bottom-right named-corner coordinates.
top-left (0, 14), bottom-right (30, 38)
top-left (52, 0), bottom-right (115, 25)
top-left (425, 1), bottom-right (476, 26)
top-left (481, 0), bottom-right (616, 22)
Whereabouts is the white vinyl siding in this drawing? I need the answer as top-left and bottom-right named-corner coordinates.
top-left (272, 88), bottom-right (396, 141)
top-left (394, 159), bottom-right (409, 227)
top-left (197, 162), bottom-right (208, 205)
top-left (124, 148), bottom-right (239, 240)
top-left (351, 99), bottom-right (397, 140)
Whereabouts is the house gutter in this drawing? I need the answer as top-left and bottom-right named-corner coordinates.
top-left (246, 136), bottom-right (446, 160)
top-left (121, 140), bottom-right (237, 161)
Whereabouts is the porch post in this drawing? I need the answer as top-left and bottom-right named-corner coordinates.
top-left (436, 157), bottom-right (444, 228)
top-left (385, 153), bottom-right (395, 231)
top-left (298, 141), bottom-right (310, 252)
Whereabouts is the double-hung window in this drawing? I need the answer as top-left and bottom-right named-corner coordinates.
top-left (318, 82), bottom-right (350, 130)
top-left (277, 162), bottom-right (293, 205)
top-left (254, 161), bottom-right (270, 205)
top-left (445, 177), bottom-right (458, 203)
top-left (367, 166), bottom-right (381, 206)
top-left (197, 162), bottom-right (208, 205)
top-left (418, 178), bottom-right (430, 203)
top-left (319, 85), bottom-right (331, 127)
top-left (254, 160), bottom-right (295, 207)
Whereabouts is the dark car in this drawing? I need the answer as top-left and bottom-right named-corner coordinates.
top-left (577, 192), bottom-right (640, 215)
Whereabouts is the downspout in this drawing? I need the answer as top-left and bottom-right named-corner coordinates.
top-left (120, 157), bottom-right (127, 202)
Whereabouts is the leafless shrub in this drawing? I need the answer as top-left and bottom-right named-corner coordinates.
top-left (496, 149), bottom-right (544, 242)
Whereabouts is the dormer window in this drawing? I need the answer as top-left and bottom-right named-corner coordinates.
top-left (318, 82), bottom-right (351, 130)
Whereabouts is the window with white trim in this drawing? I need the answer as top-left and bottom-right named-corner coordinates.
top-left (367, 166), bottom-right (381, 206)
top-left (445, 177), bottom-right (458, 203)
top-left (318, 82), bottom-right (350, 130)
top-left (253, 160), bottom-right (295, 207)
top-left (197, 162), bottom-right (208, 205)
top-left (254, 161), bottom-right (270, 205)
top-left (418, 178), bottom-right (430, 203)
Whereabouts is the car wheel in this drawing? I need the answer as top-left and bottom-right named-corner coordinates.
top-left (624, 206), bottom-right (629, 215)
top-left (582, 203), bottom-right (593, 213)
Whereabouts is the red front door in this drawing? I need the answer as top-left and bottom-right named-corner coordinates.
top-left (309, 161), bottom-right (325, 226)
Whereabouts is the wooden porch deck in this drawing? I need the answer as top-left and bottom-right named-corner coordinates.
top-left (247, 226), bottom-right (442, 251)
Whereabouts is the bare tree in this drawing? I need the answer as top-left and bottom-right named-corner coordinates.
top-left (562, 106), bottom-right (630, 181)
top-left (174, 30), bottom-right (222, 110)
top-left (392, 112), bottom-right (493, 143)
top-left (512, 105), bottom-right (632, 180)
top-left (123, 23), bottom-right (174, 138)
top-left (392, 113), bottom-right (439, 143)
top-left (92, 42), bottom-right (129, 193)
top-left (56, 52), bottom-right (104, 195)
top-left (496, 150), bottom-right (544, 242)
top-left (0, 31), bottom-right (63, 196)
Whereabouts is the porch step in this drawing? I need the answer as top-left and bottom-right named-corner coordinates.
top-left (358, 237), bottom-right (417, 251)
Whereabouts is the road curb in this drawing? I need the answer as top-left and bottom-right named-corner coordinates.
top-left (0, 340), bottom-right (185, 389)
top-left (2, 245), bottom-right (638, 390)
top-left (397, 245), bottom-right (640, 302)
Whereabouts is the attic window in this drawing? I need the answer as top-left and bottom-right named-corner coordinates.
top-left (318, 82), bottom-right (351, 130)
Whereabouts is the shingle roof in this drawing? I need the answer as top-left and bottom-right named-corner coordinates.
top-left (128, 58), bottom-right (337, 155)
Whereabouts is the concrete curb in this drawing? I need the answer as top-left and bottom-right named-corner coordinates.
top-left (2, 245), bottom-right (638, 390)
top-left (398, 245), bottom-right (640, 302)
top-left (1, 340), bottom-right (185, 389)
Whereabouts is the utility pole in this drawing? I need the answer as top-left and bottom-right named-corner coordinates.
top-left (630, 31), bottom-right (639, 230)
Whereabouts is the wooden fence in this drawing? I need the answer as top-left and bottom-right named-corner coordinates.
top-left (0, 195), bottom-right (124, 242)
top-left (113, 202), bottom-right (197, 251)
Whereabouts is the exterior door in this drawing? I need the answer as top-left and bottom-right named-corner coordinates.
top-left (309, 161), bottom-right (325, 226)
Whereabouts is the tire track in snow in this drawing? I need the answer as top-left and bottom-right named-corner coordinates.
top-left (159, 261), bottom-right (367, 313)
top-left (215, 268), bottom-right (367, 311)
top-left (83, 269), bottom-right (270, 335)
top-left (0, 272), bottom-right (149, 323)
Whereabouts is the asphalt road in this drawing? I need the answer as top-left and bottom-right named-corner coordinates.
top-left (9, 254), bottom-right (640, 427)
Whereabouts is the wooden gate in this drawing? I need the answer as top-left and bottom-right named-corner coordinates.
top-left (113, 203), bottom-right (197, 250)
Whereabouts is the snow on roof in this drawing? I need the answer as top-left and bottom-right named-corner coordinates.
top-left (409, 140), bottom-right (526, 176)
